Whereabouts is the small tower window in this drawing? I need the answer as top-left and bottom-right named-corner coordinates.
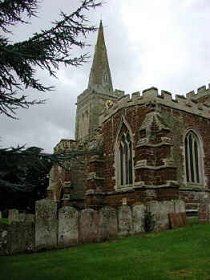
top-left (104, 74), bottom-right (108, 82)
top-left (184, 130), bottom-right (203, 184)
top-left (116, 125), bottom-right (133, 188)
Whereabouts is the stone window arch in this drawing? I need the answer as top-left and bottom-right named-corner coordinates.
top-left (184, 130), bottom-right (203, 184)
top-left (116, 123), bottom-right (133, 188)
top-left (104, 73), bottom-right (108, 82)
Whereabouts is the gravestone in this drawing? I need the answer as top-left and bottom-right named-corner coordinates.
top-left (169, 213), bottom-right (187, 229)
top-left (10, 221), bottom-right (35, 254)
top-left (8, 209), bottom-right (19, 223)
top-left (98, 207), bottom-right (118, 241)
top-left (0, 223), bottom-right (9, 255)
top-left (35, 199), bottom-right (58, 250)
top-left (174, 200), bottom-right (185, 213)
top-left (118, 205), bottom-right (133, 236)
top-left (58, 206), bottom-right (79, 247)
top-left (148, 201), bottom-right (174, 231)
top-left (79, 208), bottom-right (99, 243)
top-left (198, 200), bottom-right (210, 223)
top-left (132, 204), bottom-right (145, 233)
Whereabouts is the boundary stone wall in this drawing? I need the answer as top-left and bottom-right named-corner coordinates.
top-left (1, 199), bottom-right (188, 255)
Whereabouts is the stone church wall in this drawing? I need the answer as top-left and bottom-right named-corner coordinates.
top-left (0, 198), bottom-right (189, 256)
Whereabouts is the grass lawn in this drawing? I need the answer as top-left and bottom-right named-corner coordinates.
top-left (0, 218), bottom-right (9, 225)
top-left (1, 223), bottom-right (210, 280)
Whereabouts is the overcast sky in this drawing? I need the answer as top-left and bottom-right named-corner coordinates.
top-left (1, 0), bottom-right (210, 153)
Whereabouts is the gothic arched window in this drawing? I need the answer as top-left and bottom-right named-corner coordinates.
top-left (116, 125), bottom-right (133, 188)
top-left (184, 130), bottom-right (203, 184)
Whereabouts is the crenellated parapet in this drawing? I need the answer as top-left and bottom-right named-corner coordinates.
top-left (54, 139), bottom-right (79, 154)
top-left (186, 84), bottom-right (210, 100)
top-left (100, 84), bottom-right (210, 123)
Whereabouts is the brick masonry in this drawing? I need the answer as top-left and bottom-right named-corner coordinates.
top-left (47, 20), bottom-right (210, 213)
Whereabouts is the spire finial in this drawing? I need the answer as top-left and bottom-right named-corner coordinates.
top-left (88, 21), bottom-right (113, 93)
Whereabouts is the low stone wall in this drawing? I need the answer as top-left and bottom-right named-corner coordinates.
top-left (0, 199), bottom-right (186, 256)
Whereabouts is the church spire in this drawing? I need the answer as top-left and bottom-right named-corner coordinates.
top-left (88, 21), bottom-right (113, 93)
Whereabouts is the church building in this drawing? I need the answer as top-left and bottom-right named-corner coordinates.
top-left (48, 21), bottom-right (210, 216)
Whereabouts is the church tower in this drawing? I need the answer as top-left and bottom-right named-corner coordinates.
top-left (75, 21), bottom-right (123, 141)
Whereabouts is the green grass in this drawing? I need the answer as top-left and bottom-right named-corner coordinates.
top-left (1, 223), bottom-right (210, 280)
top-left (0, 218), bottom-right (9, 225)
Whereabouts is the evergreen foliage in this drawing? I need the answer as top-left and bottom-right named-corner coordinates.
top-left (0, 0), bottom-right (101, 118)
top-left (0, 145), bottom-right (101, 211)
top-left (0, 146), bottom-right (53, 210)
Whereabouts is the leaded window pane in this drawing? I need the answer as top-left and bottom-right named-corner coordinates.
top-left (185, 131), bottom-right (202, 184)
top-left (117, 128), bottom-right (133, 187)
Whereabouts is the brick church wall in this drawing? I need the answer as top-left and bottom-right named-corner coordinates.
top-left (99, 101), bottom-right (210, 208)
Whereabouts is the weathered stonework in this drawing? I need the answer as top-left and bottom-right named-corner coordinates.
top-left (8, 209), bottom-right (19, 223)
top-left (169, 213), bottom-right (187, 229)
top-left (9, 221), bottom-right (34, 254)
top-left (118, 205), bottom-right (133, 236)
top-left (35, 199), bottom-right (58, 250)
top-left (0, 221), bottom-right (35, 255)
top-left (132, 204), bottom-right (146, 233)
top-left (174, 200), bottom-right (186, 213)
top-left (0, 223), bottom-right (9, 255)
top-left (58, 206), bottom-right (79, 247)
top-left (98, 206), bottom-right (118, 240)
top-left (79, 208), bottom-right (99, 243)
top-left (198, 200), bottom-right (210, 223)
top-left (148, 200), bottom-right (174, 231)
top-left (1, 199), bottom-right (186, 255)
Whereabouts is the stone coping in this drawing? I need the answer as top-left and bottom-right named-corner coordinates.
top-left (100, 85), bottom-right (210, 123)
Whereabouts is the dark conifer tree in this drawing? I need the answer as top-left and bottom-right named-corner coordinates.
top-left (0, 0), bottom-right (102, 211)
top-left (0, 0), bottom-right (101, 118)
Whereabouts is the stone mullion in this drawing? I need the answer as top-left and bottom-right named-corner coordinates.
top-left (122, 139), bottom-right (126, 186)
top-left (125, 138), bottom-right (129, 185)
top-left (192, 136), bottom-right (197, 183)
top-left (187, 135), bottom-right (192, 182)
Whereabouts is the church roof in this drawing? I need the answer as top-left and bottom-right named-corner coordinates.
top-left (88, 21), bottom-right (113, 93)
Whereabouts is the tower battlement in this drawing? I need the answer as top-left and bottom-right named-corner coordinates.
top-left (100, 84), bottom-right (210, 123)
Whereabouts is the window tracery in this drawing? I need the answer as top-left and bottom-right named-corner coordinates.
top-left (116, 124), bottom-right (133, 187)
top-left (184, 130), bottom-right (203, 184)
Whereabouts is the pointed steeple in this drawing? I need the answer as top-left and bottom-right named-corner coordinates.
top-left (88, 21), bottom-right (113, 93)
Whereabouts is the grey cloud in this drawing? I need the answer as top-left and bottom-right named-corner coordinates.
top-left (1, 0), bottom-right (210, 152)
